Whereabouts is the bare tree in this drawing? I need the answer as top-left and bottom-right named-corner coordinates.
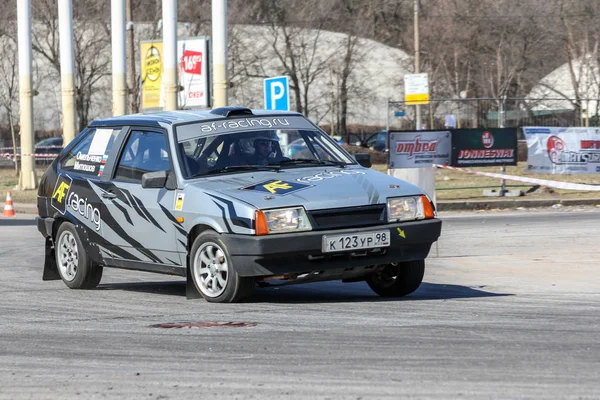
top-left (0, 28), bottom-right (20, 174)
top-left (32, 0), bottom-right (112, 131)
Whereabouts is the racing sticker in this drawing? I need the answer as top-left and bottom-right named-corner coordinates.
top-left (174, 193), bottom-right (185, 211)
top-left (242, 179), bottom-right (312, 196)
top-left (296, 169), bottom-right (365, 183)
top-left (51, 175), bottom-right (72, 214)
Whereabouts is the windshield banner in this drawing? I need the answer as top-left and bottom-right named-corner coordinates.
top-left (450, 128), bottom-right (517, 167)
top-left (388, 131), bottom-right (451, 168)
top-left (176, 116), bottom-right (315, 142)
top-left (523, 126), bottom-right (600, 174)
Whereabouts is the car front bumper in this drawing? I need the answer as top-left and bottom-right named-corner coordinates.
top-left (222, 219), bottom-right (442, 277)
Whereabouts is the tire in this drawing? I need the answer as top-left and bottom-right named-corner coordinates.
top-left (55, 222), bottom-right (103, 289)
top-left (366, 260), bottom-right (425, 297)
top-left (189, 231), bottom-right (254, 303)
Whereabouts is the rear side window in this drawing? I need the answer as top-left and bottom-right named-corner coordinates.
top-left (114, 130), bottom-right (171, 182)
top-left (60, 128), bottom-right (119, 176)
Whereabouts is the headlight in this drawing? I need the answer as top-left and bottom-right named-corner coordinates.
top-left (387, 195), bottom-right (435, 222)
top-left (255, 207), bottom-right (312, 235)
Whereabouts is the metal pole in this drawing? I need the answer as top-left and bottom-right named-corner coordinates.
top-left (212, 0), bottom-right (228, 107)
top-left (126, 0), bottom-right (137, 113)
top-left (386, 99), bottom-right (390, 132)
top-left (162, 0), bottom-right (178, 111)
top-left (17, 0), bottom-right (36, 189)
top-left (112, 0), bottom-right (127, 116)
top-left (500, 96), bottom-right (507, 196)
top-left (58, 0), bottom-right (77, 145)
top-left (414, 0), bottom-right (420, 130)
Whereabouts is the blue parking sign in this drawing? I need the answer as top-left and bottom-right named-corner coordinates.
top-left (264, 76), bottom-right (290, 111)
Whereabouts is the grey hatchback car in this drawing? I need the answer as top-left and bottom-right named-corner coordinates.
top-left (36, 107), bottom-right (441, 303)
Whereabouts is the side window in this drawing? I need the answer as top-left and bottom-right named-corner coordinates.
top-left (365, 134), bottom-right (378, 148)
top-left (60, 128), bottom-right (119, 176)
top-left (115, 130), bottom-right (170, 182)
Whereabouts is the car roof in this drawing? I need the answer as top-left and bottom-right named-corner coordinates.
top-left (89, 107), bottom-right (303, 128)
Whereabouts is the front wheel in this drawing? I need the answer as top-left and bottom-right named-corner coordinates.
top-left (189, 231), bottom-right (254, 303)
top-left (55, 222), bottom-right (103, 289)
top-left (366, 260), bottom-right (425, 297)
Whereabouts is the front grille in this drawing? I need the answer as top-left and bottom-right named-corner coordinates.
top-left (307, 205), bottom-right (386, 230)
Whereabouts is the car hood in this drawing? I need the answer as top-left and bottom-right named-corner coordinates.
top-left (190, 166), bottom-right (425, 210)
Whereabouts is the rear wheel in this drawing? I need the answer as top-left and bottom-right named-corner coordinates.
top-left (55, 222), bottom-right (103, 289)
top-left (189, 231), bottom-right (254, 303)
top-left (366, 260), bottom-right (425, 297)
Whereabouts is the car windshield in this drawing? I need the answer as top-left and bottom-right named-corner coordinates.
top-left (176, 128), bottom-right (355, 178)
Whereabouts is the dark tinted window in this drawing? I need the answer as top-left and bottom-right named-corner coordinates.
top-left (114, 130), bottom-right (170, 181)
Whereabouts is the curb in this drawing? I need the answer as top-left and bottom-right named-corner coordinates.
top-left (436, 197), bottom-right (600, 211)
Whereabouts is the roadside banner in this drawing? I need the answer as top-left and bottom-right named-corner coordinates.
top-left (450, 128), bottom-right (517, 167)
top-left (177, 37), bottom-right (210, 108)
top-left (523, 126), bottom-right (600, 174)
top-left (388, 130), bottom-right (451, 168)
top-left (140, 41), bottom-right (163, 110)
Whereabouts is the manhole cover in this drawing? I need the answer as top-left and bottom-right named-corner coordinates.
top-left (149, 321), bottom-right (257, 329)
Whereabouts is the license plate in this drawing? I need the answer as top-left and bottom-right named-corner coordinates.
top-left (322, 230), bottom-right (390, 253)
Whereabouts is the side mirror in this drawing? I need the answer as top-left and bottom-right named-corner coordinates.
top-left (142, 170), bottom-right (169, 189)
top-left (354, 153), bottom-right (372, 168)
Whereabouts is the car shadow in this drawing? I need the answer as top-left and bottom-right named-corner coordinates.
top-left (96, 280), bottom-right (186, 297)
top-left (248, 281), bottom-right (511, 303)
top-left (96, 279), bottom-right (511, 303)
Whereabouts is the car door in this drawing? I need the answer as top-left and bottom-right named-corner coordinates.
top-left (54, 127), bottom-right (120, 261)
top-left (99, 128), bottom-right (183, 270)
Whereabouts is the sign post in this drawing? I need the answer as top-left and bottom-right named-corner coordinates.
top-left (393, 73), bottom-right (434, 206)
top-left (264, 76), bottom-right (290, 111)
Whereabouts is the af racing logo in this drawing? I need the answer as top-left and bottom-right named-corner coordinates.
top-left (51, 174), bottom-right (101, 231)
top-left (242, 180), bottom-right (311, 196)
top-left (51, 175), bottom-right (72, 214)
top-left (68, 189), bottom-right (102, 232)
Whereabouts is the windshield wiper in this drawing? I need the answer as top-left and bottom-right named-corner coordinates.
top-left (194, 165), bottom-right (281, 177)
top-left (268, 158), bottom-right (347, 167)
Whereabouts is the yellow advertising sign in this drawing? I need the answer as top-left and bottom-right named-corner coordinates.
top-left (140, 41), bottom-right (163, 109)
top-left (405, 93), bottom-right (430, 105)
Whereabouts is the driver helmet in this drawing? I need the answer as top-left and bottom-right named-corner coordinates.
top-left (239, 130), bottom-right (280, 155)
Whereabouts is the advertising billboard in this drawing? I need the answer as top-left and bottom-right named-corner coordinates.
top-left (450, 128), bottom-right (517, 167)
top-left (388, 130), bottom-right (451, 168)
top-left (140, 41), bottom-right (163, 109)
top-left (177, 37), bottom-right (210, 109)
top-left (523, 126), bottom-right (600, 174)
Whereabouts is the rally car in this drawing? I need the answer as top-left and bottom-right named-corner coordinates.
top-left (36, 107), bottom-right (442, 303)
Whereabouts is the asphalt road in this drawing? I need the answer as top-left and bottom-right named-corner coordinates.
top-left (0, 208), bottom-right (599, 399)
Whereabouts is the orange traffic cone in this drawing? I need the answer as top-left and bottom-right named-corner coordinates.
top-left (2, 191), bottom-right (16, 217)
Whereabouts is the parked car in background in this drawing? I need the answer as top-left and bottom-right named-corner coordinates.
top-left (34, 137), bottom-right (63, 165)
top-left (363, 130), bottom-right (388, 152)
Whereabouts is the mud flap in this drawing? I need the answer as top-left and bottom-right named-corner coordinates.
top-left (42, 237), bottom-right (60, 281)
top-left (186, 263), bottom-right (203, 300)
